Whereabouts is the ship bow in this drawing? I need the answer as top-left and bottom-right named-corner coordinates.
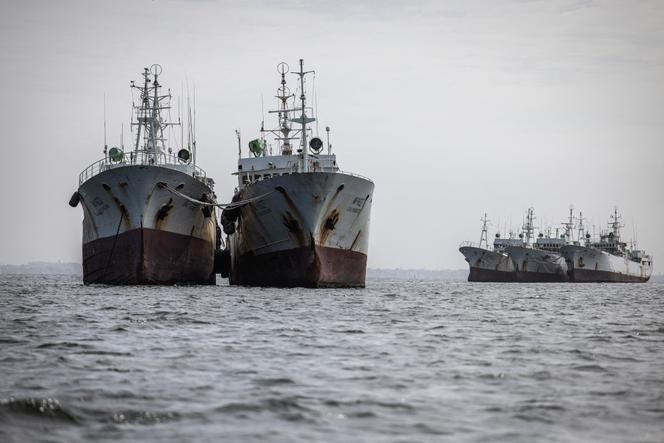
top-left (228, 172), bottom-right (373, 288)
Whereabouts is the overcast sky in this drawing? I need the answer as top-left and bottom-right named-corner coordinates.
top-left (0, 0), bottom-right (662, 270)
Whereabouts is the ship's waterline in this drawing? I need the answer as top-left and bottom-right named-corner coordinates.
top-left (231, 245), bottom-right (367, 288)
top-left (82, 227), bottom-right (215, 285)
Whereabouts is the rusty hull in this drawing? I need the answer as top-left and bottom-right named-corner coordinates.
top-left (227, 172), bottom-right (373, 288)
top-left (230, 245), bottom-right (367, 288)
top-left (467, 267), bottom-right (516, 282)
top-left (567, 268), bottom-right (650, 283)
top-left (77, 165), bottom-right (217, 285)
top-left (83, 227), bottom-right (215, 284)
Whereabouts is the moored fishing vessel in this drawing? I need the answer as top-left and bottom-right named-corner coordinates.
top-left (504, 208), bottom-right (569, 282)
top-left (70, 65), bottom-right (219, 284)
top-left (561, 208), bottom-right (652, 282)
top-left (459, 214), bottom-right (520, 282)
top-left (221, 60), bottom-right (374, 287)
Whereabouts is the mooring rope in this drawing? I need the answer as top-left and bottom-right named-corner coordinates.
top-left (158, 183), bottom-right (273, 209)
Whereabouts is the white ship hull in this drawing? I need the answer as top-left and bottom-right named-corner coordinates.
top-left (459, 246), bottom-right (516, 282)
top-left (77, 165), bottom-right (217, 284)
top-left (505, 246), bottom-right (568, 282)
top-left (561, 245), bottom-right (651, 283)
top-left (224, 172), bottom-right (373, 287)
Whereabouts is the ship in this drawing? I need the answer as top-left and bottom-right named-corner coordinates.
top-left (504, 208), bottom-right (569, 282)
top-left (220, 60), bottom-right (374, 288)
top-left (561, 208), bottom-right (652, 282)
top-left (459, 214), bottom-right (521, 282)
top-left (69, 64), bottom-right (220, 284)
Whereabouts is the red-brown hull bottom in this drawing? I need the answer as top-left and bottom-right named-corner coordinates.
top-left (468, 267), bottom-right (516, 282)
top-left (82, 228), bottom-right (215, 285)
top-left (230, 246), bottom-right (367, 288)
top-left (569, 269), bottom-right (650, 283)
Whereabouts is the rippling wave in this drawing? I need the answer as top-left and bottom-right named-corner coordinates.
top-left (1, 274), bottom-right (663, 442)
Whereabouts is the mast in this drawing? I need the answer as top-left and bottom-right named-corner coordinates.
top-left (130, 64), bottom-right (179, 165)
top-left (609, 207), bottom-right (623, 238)
top-left (151, 68), bottom-right (159, 155)
top-left (179, 93), bottom-right (183, 151)
top-left (103, 93), bottom-right (107, 157)
top-left (262, 62), bottom-right (301, 156)
top-left (577, 211), bottom-right (586, 245)
top-left (257, 60), bottom-right (317, 165)
top-left (298, 59), bottom-right (308, 172)
top-left (292, 59), bottom-right (315, 172)
top-left (562, 206), bottom-right (574, 243)
top-left (235, 129), bottom-right (241, 159)
top-left (523, 207), bottom-right (535, 247)
top-left (479, 213), bottom-right (489, 249)
top-left (133, 68), bottom-right (149, 154)
top-left (192, 83), bottom-right (197, 170)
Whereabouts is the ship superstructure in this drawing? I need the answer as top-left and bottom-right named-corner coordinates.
top-left (221, 60), bottom-right (374, 287)
top-left (459, 214), bottom-right (520, 282)
top-left (70, 65), bottom-right (219, 284)
top-left (561, 208), bottom-right (652, 282)
top-left (504, 208), bottom-right (569, 282)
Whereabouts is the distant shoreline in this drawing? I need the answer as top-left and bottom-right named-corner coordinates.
top-left (0, 263), bottom-right (469, 279)
top-left (0, 262), bottom-right (82, 276)
top-left (1, 262), bottom-right (662, 282)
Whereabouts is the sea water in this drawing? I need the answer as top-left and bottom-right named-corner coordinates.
top-left (1, 274), bottom-right (663, 442)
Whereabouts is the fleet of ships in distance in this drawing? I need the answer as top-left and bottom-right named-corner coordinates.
top-left (459, 208), bottom-right (652, 283)
top-left (70, 62), bottom-right (653, 287)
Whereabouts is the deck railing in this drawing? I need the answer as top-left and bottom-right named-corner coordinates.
top-left (79, 150), bottom-right (207, 185)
